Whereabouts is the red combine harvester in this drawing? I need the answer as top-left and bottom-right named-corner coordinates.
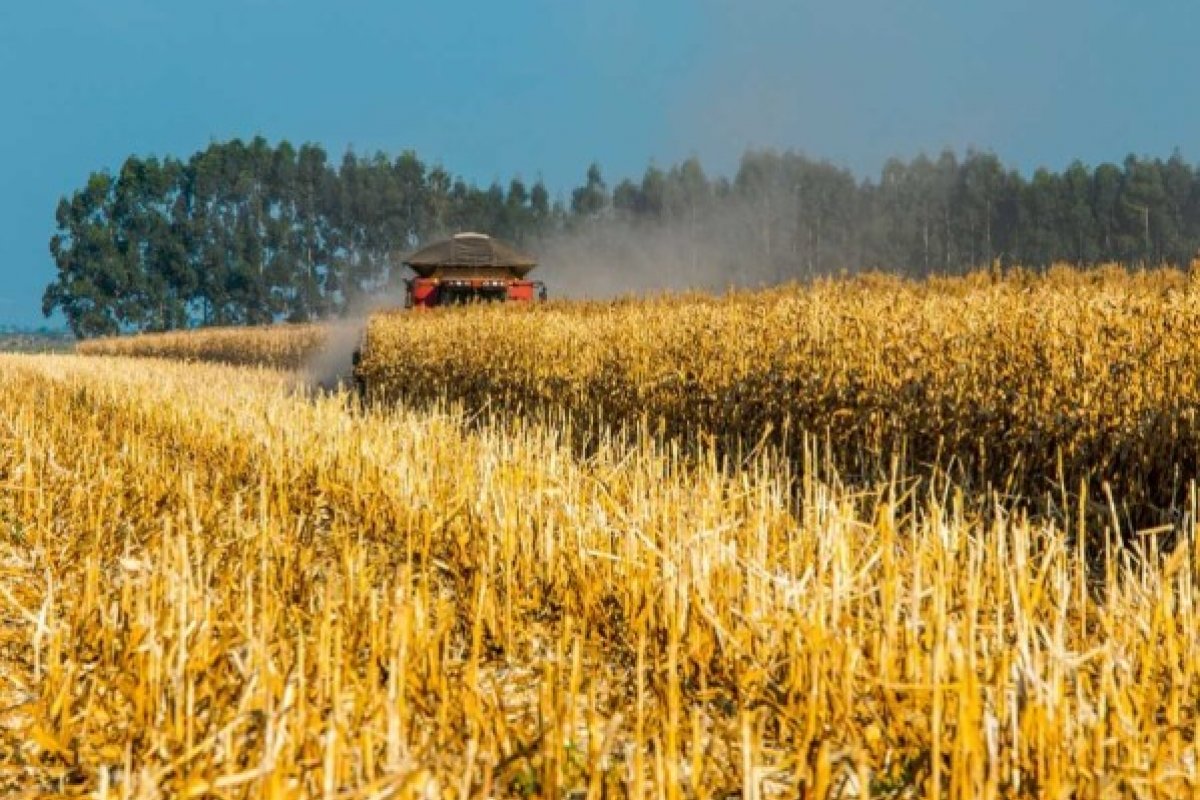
top-left (403, 232), bottom-right (546, 307)
top-left (349, 233), bottom-right (546, 395)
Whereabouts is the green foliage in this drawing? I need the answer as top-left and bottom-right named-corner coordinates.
top-left (44, 138), bottom-right (557, 337)
top-left (45, 139), bottom-right (1200, 337)
top-left (569, 162), bottom-right (608, 218)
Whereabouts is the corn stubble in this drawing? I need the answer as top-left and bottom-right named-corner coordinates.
top-left (2, 265), bottom-right (1199, 798)
top-left (0, 352), bottom-right (1195, 798)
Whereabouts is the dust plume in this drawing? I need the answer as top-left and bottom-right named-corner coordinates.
top-left (303, 293), bottom-right (401, 391)
top-left (533, 200), bottom-right (829, 301)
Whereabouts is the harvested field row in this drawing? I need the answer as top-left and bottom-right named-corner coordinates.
top-left (0, 355), bottom-right (1197, 797)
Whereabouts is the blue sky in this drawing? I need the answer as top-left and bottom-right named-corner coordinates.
top-left (1, 0), bottom-right (1195, 326)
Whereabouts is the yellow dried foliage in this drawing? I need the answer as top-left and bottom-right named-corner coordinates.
top-left (358, 265), bottom-right (1200, 518)
top-left (77, 323), bottom-right (329, 369)
top-left (0, 354), bottom-right (1197, 798)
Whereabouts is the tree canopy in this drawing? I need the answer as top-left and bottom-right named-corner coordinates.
top-left (46, 137), bottom-right (1200, 337)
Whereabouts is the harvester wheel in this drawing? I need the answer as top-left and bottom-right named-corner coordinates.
top-left (351, 347), bottom-right (367, 398)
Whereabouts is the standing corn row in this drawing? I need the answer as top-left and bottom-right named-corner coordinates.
top-left (358, 266), bottom-right (1200, 524)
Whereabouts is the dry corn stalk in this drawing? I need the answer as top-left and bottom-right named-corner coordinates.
top-left (77, 323), bottom-right (328, 369)
top-left (357, 264), bottom-right (1200, 524)
top-left (0, 353), bottom-right (1196, 797)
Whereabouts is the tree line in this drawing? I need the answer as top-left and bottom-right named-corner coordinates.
top-left (46, 136), bottom-right (1200, 337)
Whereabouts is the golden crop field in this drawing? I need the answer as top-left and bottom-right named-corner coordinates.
top-left (358, 266), bottom-right (1200, 527)
top-left (2, 266), bottom-right (1197, 798)
top-left (77, 323), bottom-right (329, 370)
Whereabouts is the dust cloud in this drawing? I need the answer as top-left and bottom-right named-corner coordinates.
top-left (532, 203), bottom-right (815, 301)
top-left (303, 293), bottom-right (401, 391)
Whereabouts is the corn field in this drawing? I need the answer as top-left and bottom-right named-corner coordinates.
top-left (77, 323), bottom-right (329, 370)
top-left (358, 266), bottom-right (1200, 527)
top-left (1, 266), bottom-right (1197, 797)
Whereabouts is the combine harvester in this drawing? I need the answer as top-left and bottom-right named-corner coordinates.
top-left (351, 232), bottom-right (547, 393)
top-left (403, 231), bottom-right (546, 307)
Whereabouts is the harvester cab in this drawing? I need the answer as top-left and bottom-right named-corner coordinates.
top-left (402, 232), bottom-right (546, 308)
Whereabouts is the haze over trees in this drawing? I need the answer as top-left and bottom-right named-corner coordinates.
top-left (45, 136), bottom-right (1200, 337)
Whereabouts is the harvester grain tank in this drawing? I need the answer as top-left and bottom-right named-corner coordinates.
top-left (402, 232), bottom-right (546, 307)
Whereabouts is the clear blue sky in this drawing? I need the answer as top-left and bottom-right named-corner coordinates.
top-left (1, 0), bottom-right (1194, 326)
